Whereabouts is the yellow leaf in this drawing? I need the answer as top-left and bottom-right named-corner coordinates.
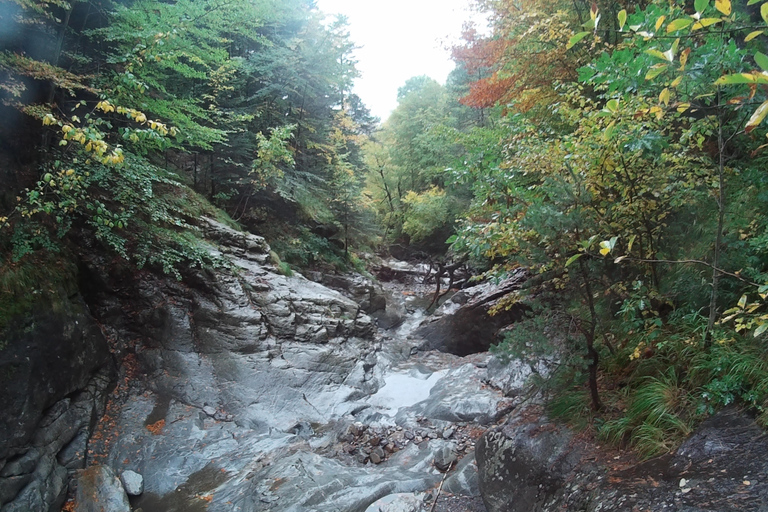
top-left (745, 30), bottom-right (764, 42)
top-left (677, 102), bottom-right (691, 112)
top-left (655, 15), bottom-right (666, 31)
top-left (715, 0), bottom-right (731, 15)
top-left (692, 18), bottom-right (722, 30)
top-left (746, 99), bottom-right (768, 133)
top-left (660, 88), bottom-right (671, 106)
top-left (671, 76), bottom-right (683, 88)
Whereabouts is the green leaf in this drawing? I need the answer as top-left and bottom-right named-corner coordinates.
top-left (756, 51), bottom-right (768, 72)
top-left (565, 253), bottom-right (583, 267)
top-left (618, 9), bottom-right (627, 30)
top-left (694, 0), bottom-right (709, 13)
top-left (755, 322), bottom-right (768, 337)
top-left (738, 295), bottom-right (748, 309)
top-left (606, 99), bottom-right (619, 112)
top-left (567, 31), bottom-right (591, 49)
top-left (667, 18), bottom-right (693, 32)
top-left (748, 0), bottom-right (761, 4)
top-left (645, 64), bottom-right (668, 80)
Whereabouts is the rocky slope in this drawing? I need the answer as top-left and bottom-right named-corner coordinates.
top-left (3, 218), bottom-right (768, 512)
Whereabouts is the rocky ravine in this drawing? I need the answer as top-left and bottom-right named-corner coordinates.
top-left (3, 218), bottom-right (768, 512)
top-left (0, 219), bottom-right (527, 512)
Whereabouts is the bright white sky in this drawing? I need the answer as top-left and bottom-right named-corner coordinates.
top-left (314, 0), bottom-right (482, 122)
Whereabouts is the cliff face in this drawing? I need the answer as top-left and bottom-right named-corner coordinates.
top-left (0, 218), bottom-right (379, 511)
top-left (0, 287), bottom-right (113, 511)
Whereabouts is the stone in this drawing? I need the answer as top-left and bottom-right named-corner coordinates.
top-left (120, 470), bottom-right (144, 496)
top-left (414, 270), bottom-right (529, 355)
top-left (202, 405), bottom-right (216, 416)
top-left (443, 427), bottom-right (455, 439)
top-left (74, 466), bottom-right (130, 512)
top-left (364, 492), bottom-right (425, 512)
top-left (443, 454), bottom-right (480, 497)
top-left (370, 452), bottom-right (382, 464)
top-left (434, 443), bottom-right (458, 472)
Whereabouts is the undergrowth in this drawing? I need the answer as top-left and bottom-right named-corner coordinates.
top-left (498, 304), bottom-right (768, 460)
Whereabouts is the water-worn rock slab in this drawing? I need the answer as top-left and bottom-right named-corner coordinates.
top-left (364, 492), bottom-right (425, 512)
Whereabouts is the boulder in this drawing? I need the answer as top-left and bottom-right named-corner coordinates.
top-left (74, 466), bottom-right (130, 512)
top-left (476, 410), bottom-right (582, 512)
top-left (414, 269), bottom-right (529, 355)
top-left (120, 470), bottom-right (144, 496)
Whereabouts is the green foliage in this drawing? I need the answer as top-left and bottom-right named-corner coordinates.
top-left (442, 0), bottom-right (768, 454)
top-left (599, 368), bottom-right (694, 459)
top-left (0, 249), bottom-right (78, 344)
top-left (401, 186), bottom-right (451, 242)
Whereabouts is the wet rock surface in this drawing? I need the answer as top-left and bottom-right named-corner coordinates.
top-left (69, 223), bottom-right (503, 512)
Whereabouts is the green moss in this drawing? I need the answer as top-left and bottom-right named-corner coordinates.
top-left (164, 186), bottom-right (242, 231)
top-left (0, 251), bottom-right (78, 347)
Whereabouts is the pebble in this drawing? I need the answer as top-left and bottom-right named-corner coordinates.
top-left (443, 428), bottom-right (455, 439)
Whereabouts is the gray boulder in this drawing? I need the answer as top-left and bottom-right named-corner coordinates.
top-left (120, 470), bottom-right (144, 496)
top-left (74, 466), bottom-right (130, 512)
top-left (414, 269), bottom-right (528, 355)
top-left (476, 409), bottom-right (582, 512)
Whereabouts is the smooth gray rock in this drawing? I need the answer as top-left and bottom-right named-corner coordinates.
top-left (364, 492), bottom-right (424, 512)
top-left (434, 443), bottom-right (458, 472)
top-left (443, 454), bottom-right (480, 497)
top-left (395, 362), bottom-right (511, 425)
top-left (120, 470), bottom-right (144, 496)
top-left (74, 466), bottom-right (130, 512)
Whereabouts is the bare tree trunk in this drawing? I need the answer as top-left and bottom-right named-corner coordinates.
top-left (705, 96), bottom-right (726, 347)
